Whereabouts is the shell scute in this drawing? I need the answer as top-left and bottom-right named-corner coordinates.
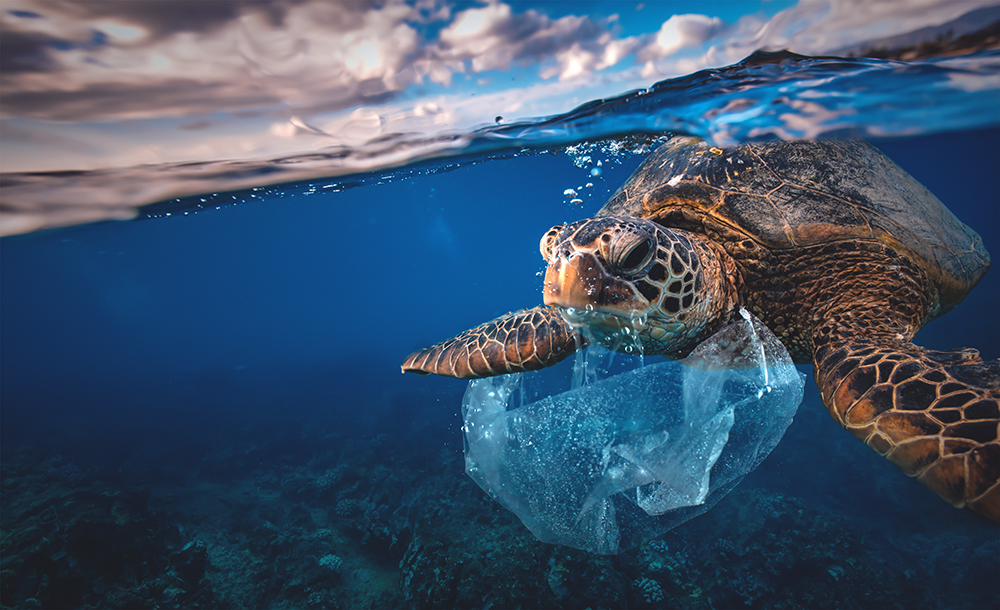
top-left (599, 136), bottom-right (990, 310)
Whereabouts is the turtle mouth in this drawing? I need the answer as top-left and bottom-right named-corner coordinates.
top-left (554, 305), bottom-right (650, 352)
top-left (543, 247), bottom-right (656, 351)
top-left (556, 305), bottom-right (647, 330)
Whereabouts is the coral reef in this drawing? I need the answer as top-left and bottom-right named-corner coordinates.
top-left (2, 393), bottom-right (997, 610)
top-left (634, 577), bottom-right (665, 604)
top-left (0, 453), bottom-right (217, 608)
top-left (318, 554), bottom-right (344, 574)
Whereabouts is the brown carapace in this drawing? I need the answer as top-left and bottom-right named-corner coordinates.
top-left (402, 136), bottom-right (999, 524)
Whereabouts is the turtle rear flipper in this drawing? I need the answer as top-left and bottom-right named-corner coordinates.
top-left (814, 338), bottom-right (1000, 523)
top-left (401, 306), bottom-right (586, 379)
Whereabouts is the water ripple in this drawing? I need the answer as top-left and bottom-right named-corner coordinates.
top-left (2, 50), bottom-right (998, 236)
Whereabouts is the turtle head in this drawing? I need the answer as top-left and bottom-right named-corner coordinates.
top-left (540, 216), bottom-right (740, 358)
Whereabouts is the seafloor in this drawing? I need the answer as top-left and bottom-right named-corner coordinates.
top-left (2, 378), bottom-right (996, 609)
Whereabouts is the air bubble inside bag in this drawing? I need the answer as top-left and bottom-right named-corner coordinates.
top-left (461, 310), bottom-right (805, 554)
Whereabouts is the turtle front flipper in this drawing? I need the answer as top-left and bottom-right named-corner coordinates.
top-left (401, 306), bottom-right (587, 379)
top-left (814, 338), bottom-right (1000, 523)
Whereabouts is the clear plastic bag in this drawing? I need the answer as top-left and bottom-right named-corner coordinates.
top-left (462, 309), bottom-right (805, 554)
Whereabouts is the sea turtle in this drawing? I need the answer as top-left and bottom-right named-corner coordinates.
top-left (401, 136), bottom-right (999, 523)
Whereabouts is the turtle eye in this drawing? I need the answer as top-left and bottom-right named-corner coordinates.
top-left (616, 239), bottom-right (653, 274)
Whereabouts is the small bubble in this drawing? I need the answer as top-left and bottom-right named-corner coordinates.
top-left (590, 167), bottom-right (602, 178)
top-left (585, 182), bottom-right (594, 188)
top-left (570, 198), bottom-right (584, 205)
top-left (563, 188), bottom-right (578, 198)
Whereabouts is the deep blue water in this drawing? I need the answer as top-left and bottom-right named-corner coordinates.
top-left (1, 56), bottom-right (999, 608)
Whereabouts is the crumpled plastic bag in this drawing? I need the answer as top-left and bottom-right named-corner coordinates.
top-left (462, 309), bottom-right (805, 554)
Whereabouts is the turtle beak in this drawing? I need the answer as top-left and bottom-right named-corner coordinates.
top-left (542, 251), bottom-right (640, 315)
top-left (543, 251), bottom-right (596, 309)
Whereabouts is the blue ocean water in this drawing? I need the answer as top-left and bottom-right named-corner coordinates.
top-left (1, 53), bottom-right (999, 608)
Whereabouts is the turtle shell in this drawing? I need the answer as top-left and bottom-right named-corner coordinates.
top-left (598, 136), bottom-right (990, 313)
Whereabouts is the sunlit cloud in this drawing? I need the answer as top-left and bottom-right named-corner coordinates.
top-left (642, 14), bottom-right (729, 59)
top-left (435, 1), bottom-right (638, 81)
top-left (0, 0), bottom-right (633, 122)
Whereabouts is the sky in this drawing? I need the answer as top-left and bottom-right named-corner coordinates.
top-left (0, 0), bottom-right (995, 173)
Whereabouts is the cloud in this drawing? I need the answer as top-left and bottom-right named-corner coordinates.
top-left (2, 79), bottom-right (283, 122)
top-left (434, 1), bottom-right (637, 81)
top-left (0, 27), bottom-right (64, 73)
top-left (0, 0), bottom-right (630, 123)
top-left (22, 0), bottom-right (302, 41)
top-left (0, 1), bottom-right (434, 120)
top-left (640, 14), bottom-right (730, 60)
